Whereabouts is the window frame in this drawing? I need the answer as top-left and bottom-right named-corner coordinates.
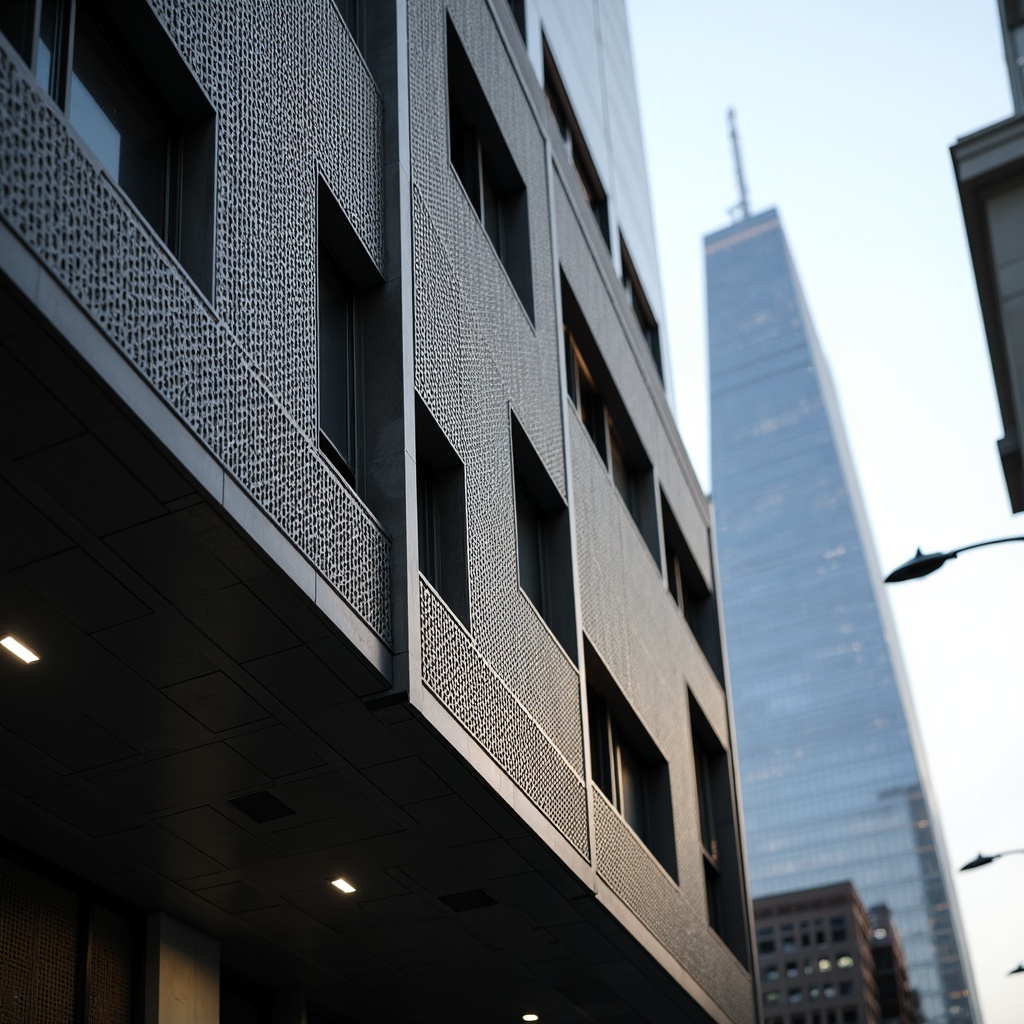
top-left (619, 235), bottom-right (661, 378)
top-left (542, 36), bottom-right (609, 246)
top-left (1, 0), bottom-right (216, 298)
top-left (446, 15), bottom-right (534, 322)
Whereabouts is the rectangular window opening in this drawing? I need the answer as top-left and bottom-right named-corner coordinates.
top-left (543, 38), bottom-right (609, 246)
top-left (690, 692), bottom-right (748, 965)
top-left (447, 16), bottom-right (534, 322)
top-left (9, 0), bottom-right (217, 298)
top-left (318, 244), bottom-right (357, 485)
top-left (511, 411), bottom-right (576, 659)
top-left (416, 399), bottom-right (470, 626)
top-left (586, 639), bottom-right (676, 878)
top-left (662, 495), bottom-right (725, 683)
top-left (619, 236), bottom-right (661, 378)
top-left (562, 274), bottom-right (659, 559)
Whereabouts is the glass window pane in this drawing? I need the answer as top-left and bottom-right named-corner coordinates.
top-left (69, 5), bottom-right (168, 233)
top-left (318, 252), bottom-right (355, 473)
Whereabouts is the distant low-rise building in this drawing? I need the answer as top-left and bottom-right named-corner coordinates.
top-left (753, 883), bottom-right (919, 1024)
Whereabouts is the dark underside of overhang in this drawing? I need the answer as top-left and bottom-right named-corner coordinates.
top-left (0, 272), bottom-right (715, 1024)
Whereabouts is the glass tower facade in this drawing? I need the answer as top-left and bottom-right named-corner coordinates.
top-left (706, 209), bottom-right (975, 1023)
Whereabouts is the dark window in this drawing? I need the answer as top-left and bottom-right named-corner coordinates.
top-left (447, 17), bottom-right (533, 321)
top-left (691, 692), bottom-right (747, 964)
top-left (330, 0), bottom-right (364, 53)
top-left (417, 399), bottom-right (470, 626)
top-left (316, 176), bottom-right (383, 490)
top-left (511, 412), bottom-right (576, 657)
top-left (620, 236), bottom-right (660, 377)
top-left (0, 0), bottom-right (34, 65)
top-left (562, 274), bottom-right (659, 557)
top-left (662, 494), bottom-right (725, 681)
top-left (543, 38), bottom-right (609, 245)
top-left (586, 640), bottom-right (676, 876)
top-left (839, 982), bottom-right (853, 997)
top-left (759, 939), bottom-right (777, 956)
top-left (318, 246), bottom-right (356, 482)
top-left (2, 0), bottom-right (216, 297)
top-left (841, 1011), bottom-right (857, 1024)
top-left (830, 915), bottom-right (847, 941)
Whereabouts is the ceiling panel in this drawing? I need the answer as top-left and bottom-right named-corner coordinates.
top-left (163, 671), bottom-right (272, 732)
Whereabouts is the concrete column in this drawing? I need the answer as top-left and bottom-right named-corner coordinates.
top-left (145, 912), bottom-right (219, 1024)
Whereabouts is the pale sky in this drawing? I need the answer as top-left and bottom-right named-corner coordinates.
top-left (626, 2), bottom-right (1024, 1022)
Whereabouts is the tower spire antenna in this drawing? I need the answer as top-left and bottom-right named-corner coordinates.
top-left (728, 108), bottom-right (751, 222)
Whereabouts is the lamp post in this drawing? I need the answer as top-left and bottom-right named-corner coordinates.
top-left (884, 536), bottom-right (1024, 583)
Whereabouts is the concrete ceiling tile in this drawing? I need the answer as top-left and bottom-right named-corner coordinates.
top-left (31, 784), bottom-right (140, 837)
top-left (307, 634), bottom-right (388, 697)
top-left (106, 513), bottom-right (239, 604)
top-left (234, 904), bottom-right (340, 952)
top-left (0, 348), bottom-right (85, 458)
top-left (226, 725), bottom-right (325, 778)
top-left (92, 743), bottom-right (269, 813)
top-left (245, 573), bottom-right (329, 645)
top-left (362, 757), bottom-right (452, 806)
top-left (404, 794), bottom-right (498, 846)
top-left (178, 583), bottom-right (300, 662)
top-left (94, 418), bottom-right (194, 504)
top-left (0, 481), bottom-right (73, 571)
top-left (453, 838), bottom-right (533, 880)
top-left (163, 672), bottom-right (270, 732)
top-left (18, 433), bottom-right (166, 536)
top-left (93, 614), bottom-right (218, 688)
top-left (12, 548), bottom-right (151, 633)
top-left (194, 880), bottom-right (280, 914)
top-left (98, 824), bottom-right (226, 880)
top-left (244, 646), bottom-right (357, 715)
top-left (155, 806), bottom-right (278, 868)
top-left (354, 892), bottom-right (442, 926)
top-left (302, 703), bottom-right (411, 769)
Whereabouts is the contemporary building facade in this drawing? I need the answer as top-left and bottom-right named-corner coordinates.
top-left (952, 0), bottom-right (1024, 513)
top-left (754, 882), bottom-right (886, 1024)
top-left (0, 1), bottom-right (754, 1021)
top-left (706, 209), bottom-right (975, 1023)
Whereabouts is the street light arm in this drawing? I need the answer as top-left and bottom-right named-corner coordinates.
top-left (885, 535), bottom-right (1024, 583)
top-left (960, 848), bottom-right (1024, 871)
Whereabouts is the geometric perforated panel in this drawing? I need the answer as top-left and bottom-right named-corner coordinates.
top-left (0, 856), bottom-right (79, 1023)
top-left (421, 579), bottom-right (589, 859)
top-left (87, 903), bottom-right (134, 1024)
top-left (0, 8), bottom-right (391, 643)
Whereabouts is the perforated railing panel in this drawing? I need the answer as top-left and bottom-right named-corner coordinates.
top-left (421, 580), bottom-right (589, 859)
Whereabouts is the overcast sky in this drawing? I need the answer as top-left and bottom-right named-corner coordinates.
top-left (626, 2), bottom-right (1024, 1021)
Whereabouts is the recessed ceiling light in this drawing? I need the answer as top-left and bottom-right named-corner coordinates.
top-left (1, 636), bottom-right (39, 664)
top-left (522, 1015), bottom-right (539, 1022)
top-left (330, 877), bottom-right (356, 893)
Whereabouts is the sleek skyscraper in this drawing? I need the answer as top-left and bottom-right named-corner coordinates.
top-left (706, 207), bottom-right (975, 1023)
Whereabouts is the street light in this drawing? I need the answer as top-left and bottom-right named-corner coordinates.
top-left (959, 849), bottom-right (1024, 872)
top-left (884, 536), bottom-right (1024, 583)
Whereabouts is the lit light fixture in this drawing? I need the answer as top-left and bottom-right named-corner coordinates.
top-left (1, 636), bottom-right (40, 664)
top-left (522, 1016), bottom-right (539, 1022)
top-left (330, 877), bottom-right (356, 893)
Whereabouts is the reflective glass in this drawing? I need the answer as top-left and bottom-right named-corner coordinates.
top-left (707, 210), bottom-right (974, 1024)
top-left (69, 5), bottom-right (168, 233)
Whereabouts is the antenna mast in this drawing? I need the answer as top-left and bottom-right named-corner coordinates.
top-left (728, 108), bottom-right (751, 221)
